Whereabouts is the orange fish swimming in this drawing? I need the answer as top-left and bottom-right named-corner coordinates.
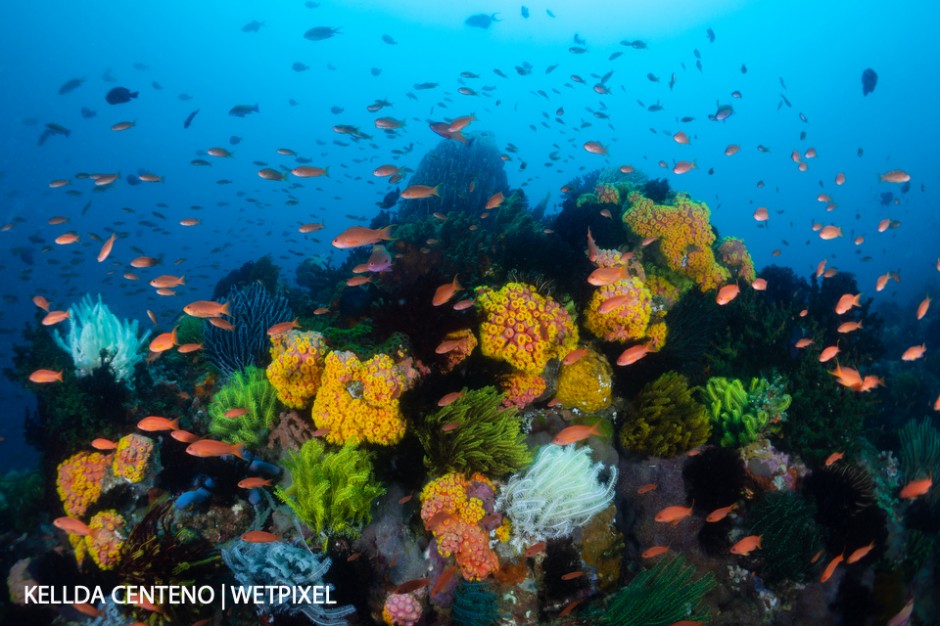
top-left (730, 535), bottom-right (761, 555)
top-left (224, 407), bottom-right (249, 419)
top-left (751, 278), bottom-right (768, 291)
top-left (332, 225), bottom-right (395, 249)
top-left (835, 293), bottom-right (861, 315)
top-left (642, 546), bottom-right (670, 558)
top-left (432, 275), bottom-right (462, 306)
top-left (32, 295), bottom-right (50, 311)
top-left (183, 300), bottom-right (231, 318)
top-left (583, 141), bottom-right (607, 155)
top-left (819, 225), bottom-right (843, 240)
top-left (97, 233), bottom-right (117, 263)
top-left (149, 328), bottom-right (177, 353)
top-left (400, 184), bottom-right (440, 199)
top-left (846, 542), bottom-right (875, 564)
top-left (880, 170), bottom-right (910, 183)
top-left (753, 207), bottom-right (769, 221)
top-left (485, 191), bottom-right (504, 210)
top-left (917, 296), bottom-right (931, 320)
top-left (716, 284), bottom-right (740, 305)
top-left (706, 504), bottom-right (737, 523)
top-left (617, 344), bottom-right (650, 366)
top-left (899, 476), bottom-right (932, 500)
top-left (587, 266), bottom-right (628, 287)
top-left (795, 338), bottom-right (814, 349)
top-left (673, 160), bottom-right (696, 174)
top-left (267, 319), bottom-right (300, 336)
top-left (91, 438), bottom-right (117, 451)
top-left (137, 416), bottom-right (180, 431)
top-left (824, 451), bottom-right (844, 467)
top-left (562, 348), bottom-right (588, 365)
top-left (150, 275), bottom-right (185, 289)
top-left (186, 439), bottom-right (246, 460)
top-left (54, 516), bottom-right (94, 536)
top-left (598, 294), bottom-right (636, 314)
top-left (837, 321), bottom-right (862, 333)
top-left (552, 421), bottom-right (602, 446)
top-left (241, 530), bottom-right (280, 543)
top-left (29, 369), bottom-right (63, 383)
top-left (901, 344), bottom-right (926, 361)
top-left (292, 166), bottom-right (329, 178)
top-left (237, 478), bottom-right (273, 489)
top-left (820, 553), bottom-right (844, 583)
top-left (655, 502), bottom-right (694, 524)
top-left (437, 391), bottom-right (464, 407)
top-left (636, 483), bottom-right (658, 495)
top-left (41, 310), bottom-right (70, 326)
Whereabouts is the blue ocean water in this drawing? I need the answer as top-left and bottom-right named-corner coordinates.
top-left (0, 2), bottom-right (938, 623)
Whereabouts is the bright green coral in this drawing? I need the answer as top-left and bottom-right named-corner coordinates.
top-left (601, 554), bottom-right (716, 626)
top-left (275, 439), bottom-right (385, 543)
top-left (207, 366), bottom-right (280, 446)
top-left (619, 372), bottom-right (711, 458)
top-left (417, 387), bottom-right (532, 479)
top-left (702, 376), bottom-right (791, 448)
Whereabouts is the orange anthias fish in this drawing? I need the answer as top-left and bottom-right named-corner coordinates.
top-left (636, 483), bottom-right (658, 495)
top-left (899, 476), bottom-right (932, 500)
top-left (432, 275), bottom-right (462, 306)
top-left (552, 421), bottom-right (602, 446)
top-left (241, 530), bottom-right (280, 543)
top-left (730, 535), bottom-right (762, 555)
top-left (901, 344), bottom-right (926, 361)
top-left (32, 295), bottom-right (51, 311)
top-left (137, 416), bottom-right (180, 431)
top-left (562, 348), bottom-right (588, 365)
top-left (183, 300), bottom-right (230, 318)
top-left (830, 364), bottom-right (864, 391)
top-left (267, 319), bottom-right (300, 336)
top-left (149, 328), bottom-right (178, 353)
top-left (753, 207), bottom-right (769, 221)
top-left (42, 310), bottom-right (70, 326)
top-left (654, 503), bottom-right (694, 524)
top-left (917, 296), bottom-right (931, 320)
top-left (642, 546), bottom-right (670, 558)
top-left (224, 407), bottom-right (249, 419)
top-left (716, 284), bottom-right (740, 305)
top-left (29, 369), bottom-right (63, 383)
top-left (846, 542), bottom-right (875, 564)
top-left (332, 225), bottom-right (395, 249)
top-left (237, 477), bottom-right (272, 489)
top-left (587, 266), bottom-right (628, 287)
top-left (706, 504), bottom-right (737, 523)
top-left (400, 184), bottom-right (440, 199)
top-left (795, 338), bottom-right (814, 349)
top-left (437, 391), bottom-right (464, 407)
top-left (91, 438), bottom-right (117, 451)
top-left (820, 553), bottom-right (844, 583)
top-left (598, 294), bottom-right (636, 314)
top-left (186, 439), bottom-right (246, 460)
top-left (54, 516), bottom-right (94, 536)
top-left (583, 141), bottom-right (607, 155)
top-left (824, 451), bottom-right (844, 467)
top-left (485, 191), bottom-right (504, 210)
top-left (751, 278), bottom-right (768, 291)
top-left (819, 225), bottom-right (843, 240)
top-left (837, 321), bottom-right (863, 333)
top-left (818, 345), bottom-right (840, 363)
top-left (835, 293), bottom-right (862, 315)
top-left (617, 344), bottom-right (650, 366)
top-left (149, 275), bottom-right (185, 289)
top-left (97, 233), bottom-right (117, 263)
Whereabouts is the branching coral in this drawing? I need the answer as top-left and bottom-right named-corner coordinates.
top-left (600, 554), bottom-right (715, 626)
top-left (554, 347), bottom-right (613, 412)
top-left (208, 366), bottom-right (280, 446)
top-left (222, 541), bottom-right (354, 625)
top-left (311, 351), bottom-right (415, 446)
top-left (748, 492), bottom-right (822, 583)
top-left (619, 372), bottom-right (711, 458)
top-left (496, 445), bottom-right (616, 549)
top-left (623, 192), bottom-right (730, 292)
top-left (702, 376), bottom-right (791, 447)
top-left (266, 330), bottom-right (330, 409)
top-left (418, 387), bottom-right (532, 479)
top-left (476, 282), bottom-right (578, 374)
top-left (275, 439), bottom-right (385, 541)
top-left (52, 294), bottom-right (150, 383)
top-left (204, 282), bottom-right (293, 375)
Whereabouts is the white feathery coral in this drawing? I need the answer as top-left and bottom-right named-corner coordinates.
top-left (496, 444), bottom-right (617, 549)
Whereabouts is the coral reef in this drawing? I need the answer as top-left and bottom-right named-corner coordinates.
top-left (266, 329), bottom-right (330, 409)
top-left (476, 282), bottom-right (578, 374)
top-left (0, 470), bottom-right (45, 533)
top-left (204, 282), bottom-right (293, 375)
top-left (498, 370), bottom-right (546, 409)
top-left (383, 592), bottom-right (422, 626)
top-left (583, 277), bottom-right (653, 343)
top-left (497, 445), bottom-right (616, 548)
top-left (86, 509), bottom-right (127, 570)
top-left (222, 540), bottom-right (355, 625)
top-left (52, 294), bottom-right (150, 384)
top-left (111, 434), bottom-right (156, 483)
top-left (702, 376), bottom-right (791, 447)
top-left (207, 366), bottom-right (280, 446)
top-left (623, 192), bottom-right (731, 292)
top-left (312, 350), bottom-right (417, 445)
top-left (600, 554), bottom-right (715, 626)
top-left (418, 387), bottom-right (532, 479)
top-left (619, 372), bottom-right (711, 458)
top-left (554, 347), bottom-right (614, 412)
top-left (717, 237), bottom-right (757, 283)
top-left (276, 439), bottom-right (386, 541)
top-left (748, 491), bottom-right (822, 583)
top-left (57, 450), bottom-right (111, 517)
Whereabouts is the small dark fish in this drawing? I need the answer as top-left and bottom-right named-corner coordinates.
top-left (58, 78), bottom-right (84, 95)
top-left (696, 59), bottom-right (702, 72)
top-left (229, 104), bottom-right (259, 117)
top-left (621, 40), bottom-right (647, 49)
top-left (494, 68), bottom-right (507, 78)
top-left (521, 5), bottom-right (529, 18)
top-left (80, 107), bottom-right (96, 119)
top-left (132, 62), bottom-right (149, 71)
top-left (377, 188), bottom-right (400, 209)
top-left (105, 87), bottom-right (138, 105)
top-left (861, 68), bottom-right (878, 96)
top-left (46, 123), bottom-right (70, 136)
top-left (741, 64), bottom-right (748, 74)
top-left (574, 33), bottom-right (586, 45)
top-left (668, 73), bottom-right (677, 90)
top-left (229, 135), bottom-right (242, 145)
top-left (647, 101), bottom-right (663, 112)
top-left (151, 81), bottom-right (163, 90)
top-left (707, 27), bottom-right (715, 42)
top-left (292, 62), bottom-right (309, 72)
top-left (304, 26), bottom-right (340, 41)
top-left (779, 93), bottom-right (792, 108)
top-left (179, 93), bottom-right (193, 101)
top-left (125, 174), bottom-right (141, 186)
top-left (569, 46), bottom-right (587, 54)
top-left (305, 1), bottom-right (320, 6)
top-left (370, 67), bottom-right (382, 76)
top-left (414, 82), bottom-right (438, 90)
top-left (241, 20), bottom-right (263, 33)
top-left (382, 34), bottom-right (397, 45)
top-left (779, 76), bottom-right (787, 89)
top-left (647, 72), bottom-right (659, 82)
top-left (546, 9), bottom-right (555, 17)
top-left (183, 109), bottom-right (200, 129)
top-left (466, 13), bottom-right (500, 29)
top-left (545, 63), bottom-right (558, 74)
top-left (680, 116), bottom-right (695, 122)
top-left (330, 106), bottom-right (344, 114)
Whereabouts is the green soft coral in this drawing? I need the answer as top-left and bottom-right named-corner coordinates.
top-left (417, 387), bottom-right (532, 479)
top-left (748, 491), bottom-right (822, 583)
top-left (207, 366), bottom-right (280, 446)
top-left (702, 376), bottom-right (791, 447)
top-left (619, 372), bottom-right (711, 458)
top-left (275, 439), bottom-right (385, 543)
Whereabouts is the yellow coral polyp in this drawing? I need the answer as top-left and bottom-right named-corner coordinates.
top-left (555, 348), bottom-right (613, 412)
top-left (311, 351), bottom-right (410, 446)
top-left (583, 277), bottom-right (652, 343)
top-left (623, 192), bottom-right (730, 292)
top-left (476, 282), bottom-right (578, 374)
top-left (267, 330), bottom-right (330, 409)
top-left (86, 510), bottom-right (125, 571)
top-left (646, 321), bottom-right (669, 352)
top-left (57, 451), bottom-right (111, 518)
top-left (500, 371), bottom-right (546, 409)
top-left (112, 434), bottom-right (154, 483)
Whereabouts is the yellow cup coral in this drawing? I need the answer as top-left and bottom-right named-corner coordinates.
top-left (112, 434), bottom-right (155, 483)
top-left (476, 282), bottom-right (578, 374)
top-left (311, 351), bottom-right (412, 445)
top-left (57, 451), bottom-right (111, 518)
top-left (555, 348), bottom-right (613, 412)
top-left (267, 330), bottom-right (330, 409)
top-left (500, 371), bottom-right (546, 409)
top-left (583, 277), bottom-right (652, 343)
top-left (623, 192), bottom-right (730, 292)
top-left (86, 510), bottom-right (126, 571)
